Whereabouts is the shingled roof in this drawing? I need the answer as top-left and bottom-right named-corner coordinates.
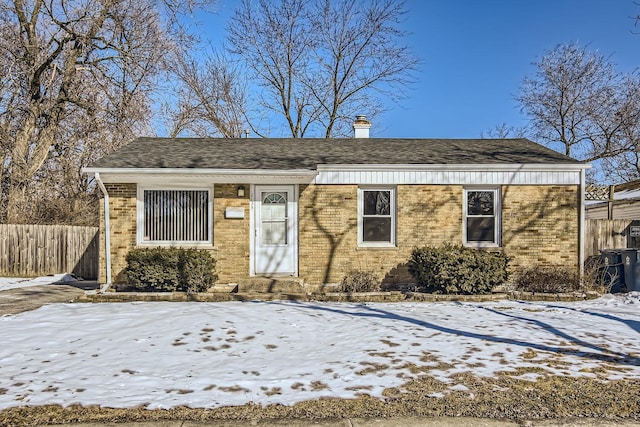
top-left (87, 137), bottom-right (582, 170)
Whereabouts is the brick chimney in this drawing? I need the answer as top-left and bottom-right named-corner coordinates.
top-left (353, 115), bottom-right (371, 138)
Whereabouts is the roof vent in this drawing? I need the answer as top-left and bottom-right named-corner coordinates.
top-left (353, 115), bottom-right (371, 138)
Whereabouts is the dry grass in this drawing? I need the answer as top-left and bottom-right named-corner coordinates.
top-left (2, 373), bottom-right (638, 426)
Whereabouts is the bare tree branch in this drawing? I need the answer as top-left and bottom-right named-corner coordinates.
top-left (227, 0), bottom-right (417, 138)
top-left (516, 43), bottom-right (640, 183)
top-left (0, 0), bottom-right (213, 224)
top-left (167, 47), bottom-right (247, 138)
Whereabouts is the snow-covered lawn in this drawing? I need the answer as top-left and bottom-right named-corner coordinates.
top-left (0, 294), bottom-right (639, 410)
top-left (0, 273), bottom-right (78, 291)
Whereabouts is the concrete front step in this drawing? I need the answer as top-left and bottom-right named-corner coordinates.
top-left (209, 283), bottom-right (239, 293)
top-left (235, 277), bottom-right (305, 294)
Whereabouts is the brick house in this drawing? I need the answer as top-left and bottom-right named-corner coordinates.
top-left (83, 118), bottom-right (589, 288)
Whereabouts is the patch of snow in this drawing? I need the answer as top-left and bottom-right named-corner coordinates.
top-left (0, 273), bottom-right (79, 291)
top-left (449, 384), bottom-right (469, 392)
top-left (0, 297), bottom-right (638, 410)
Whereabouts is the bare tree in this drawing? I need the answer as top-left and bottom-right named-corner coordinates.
top-left (481, 123), bottom-right (528, 139)
top-left (597, 74), bottom-right (640, 182)
top-left (227, 0), bottom-right (417, 138)
top-left (226, 0), bottom-right (317, 137)
top-left (0, 0), bottom-right (210, 224)
top-left (309, 0), bottom-right (417, 137)
top-left (166, 48), bottom-right (247, 138)
top-left (516, 43), bottom-right (640, 182)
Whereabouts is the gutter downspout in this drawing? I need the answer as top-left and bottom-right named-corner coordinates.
top-left (94, 173), bottom-right (112, 292)
top-left (579, 168), bottom-right (586, 278)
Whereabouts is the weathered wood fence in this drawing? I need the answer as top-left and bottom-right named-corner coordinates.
top-left (0, 224), bottom-right (99, 278)
top-left (584, 219), bottom-right (640, 258)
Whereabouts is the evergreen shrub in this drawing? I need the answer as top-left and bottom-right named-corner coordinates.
top-left (125, 247), bottom-right (217, 292)
top-left (408, 244), bottom-right (509, 294)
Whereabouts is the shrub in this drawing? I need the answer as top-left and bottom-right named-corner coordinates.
top-left (513, 259), bottom-right (618, 295)
top-left (125, 247), bottom-right (181, 292)
top-left (408, 244), bottom-right (509, 294)
top-left (582, 255), bottom-right (618, 294)
top-left (512, 265), bottom-right (580, 293)
top-left (340, 270), bottom-right (381, 293)
top-left (179, 248), bottom-right (218, 293)
top-left (125, 247), bottom-right (217, 292)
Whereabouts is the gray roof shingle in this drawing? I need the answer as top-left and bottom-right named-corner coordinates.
top-left (87, 137), bottom-right (583, 170)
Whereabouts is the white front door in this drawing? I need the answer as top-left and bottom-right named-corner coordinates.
top-left (253, 185), bottom-right (297, 275)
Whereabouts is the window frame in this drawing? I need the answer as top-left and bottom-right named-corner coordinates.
top-left (136, 185), bottom-right (214, 247)
top-left (357, 186), bottom-right (397, 248)
top-left (259, 190), bottom-right (289, 246)
top-left (463, 187), bottom-right (501, 248)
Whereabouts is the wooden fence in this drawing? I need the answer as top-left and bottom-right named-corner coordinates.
top-left (0, 224), bottom-right (99, 279)
top-left (584, 219), bottom-right (640, 258)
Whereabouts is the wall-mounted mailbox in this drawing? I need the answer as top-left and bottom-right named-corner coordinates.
top-left (225, 207), bottom-right (245, 219)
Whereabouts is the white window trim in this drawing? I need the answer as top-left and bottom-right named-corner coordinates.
top-left (136, 185), bottom-right (214, 247)
top-left (463, 187), bottom-right (501, 248)
top-left (357, 186), bottom-right (397, 248)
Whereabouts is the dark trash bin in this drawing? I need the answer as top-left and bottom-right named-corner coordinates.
top-left (632, 263), bottom-right (640, 292)
top-left (622, 249), bottom-right (640, 292)
top-left (600, 249), bottom-right (623, 293)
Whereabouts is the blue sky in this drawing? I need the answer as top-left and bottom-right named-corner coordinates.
top-left (198, 0), bottom-right (640, 139)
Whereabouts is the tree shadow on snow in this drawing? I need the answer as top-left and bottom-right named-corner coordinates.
top-left (512, 299), bottom-right (640, 336)
top-left (262, 300), bottom-right (640, 368)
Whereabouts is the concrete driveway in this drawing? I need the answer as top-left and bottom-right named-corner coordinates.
top-left (0, 281), bottom-right (97, 315)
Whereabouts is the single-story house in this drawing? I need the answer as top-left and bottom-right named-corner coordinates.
top-left (83, 117), bottom-right (590, 288)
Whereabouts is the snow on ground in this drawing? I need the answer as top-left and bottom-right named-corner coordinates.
top-left (0, 274), bottom-right (79, 291)
top-left (0, 293), bottom-right (639, 410)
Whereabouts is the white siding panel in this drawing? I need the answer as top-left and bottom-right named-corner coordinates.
top-left (619, 204), bottom-right (640, 219)
top-left (585, 205), bottom-right (608, 220)
top-left (314, 170), bottom-right (582, 185)
top-left (586, 201), bottom-right (640, 220)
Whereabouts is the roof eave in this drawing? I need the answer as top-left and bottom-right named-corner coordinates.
top-left (82, 167), bottom-right (318, 175)
top-left (83, 162), bottom-right (591, 176)
top-left (317, 163), bottom-right (591, 171)
top-left (82, 167), bottom-right (320, 185)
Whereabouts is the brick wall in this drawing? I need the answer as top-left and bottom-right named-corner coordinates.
top-left (502, 185), bottom-right (579, 271)
top-left (298, 184), bottom-right (463, 284)
top-left (212, 184), bottom-right (250, 283)
top-left (98, 183), bottom-right (250, 285)
top-left (99, 183), bottom-right (137, 284)
top-left (298, 184), bottom-right (580, 285)
top-left (98, 182), bottom-right (580, 287)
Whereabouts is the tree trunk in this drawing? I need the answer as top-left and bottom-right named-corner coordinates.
top-left (6, 113), bottom-right (54, 223)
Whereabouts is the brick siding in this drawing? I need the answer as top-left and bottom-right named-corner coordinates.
top-left (98, 183), bottom-right (580, 286)
top-left (98, 183), bottom-right (250, 284)
top-left (502, 185), bottom-right (579, 270)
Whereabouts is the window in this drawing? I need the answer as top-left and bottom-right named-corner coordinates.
top-left (137, 187), bottom-right (213, 245)
top-left (260, 191), bottom-right (288, 245)
top-left (464, 188), bottom-right (501, 247)
top-left (358, 188), bottom-right (396, 247)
